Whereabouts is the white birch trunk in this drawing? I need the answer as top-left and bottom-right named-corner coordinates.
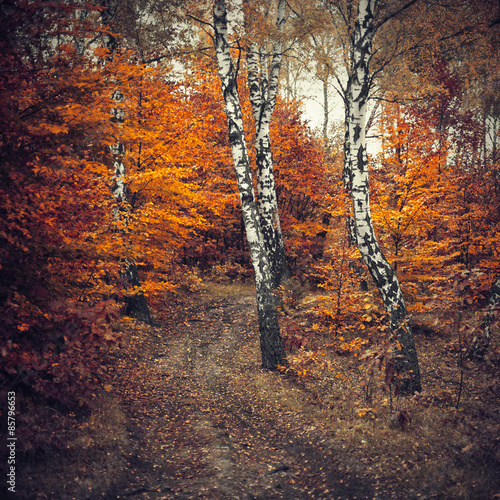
top-left (214, 0), bottom-right (286, 369)
top-left (246, 0), bottom-right (289, 288)
top-left (344, 0), bottom-right (421, 394)
top-left (102, 1), bottom-right (151, 323)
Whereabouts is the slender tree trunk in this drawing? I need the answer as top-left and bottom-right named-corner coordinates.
top-left (323, 77), bottom-right (329, 144)
top-left (102, 1), bottom-right (151, 323)
top-left (469, 272), bottom-right (500, 360)
top-left (246, 0), bottom-right (289, 288)
top-left (214, 0), bottom-right (286, 369)
top-left (344, 0), bottom-right (421, 394)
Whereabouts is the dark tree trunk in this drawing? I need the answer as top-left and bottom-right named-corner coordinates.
top-left (123, 263), bottom-right (152, 323)
top-left (469, 272), bottom-right (500, 360)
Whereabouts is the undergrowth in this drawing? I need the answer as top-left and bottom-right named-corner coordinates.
top-left (267, 275), bottom-right (500, 499)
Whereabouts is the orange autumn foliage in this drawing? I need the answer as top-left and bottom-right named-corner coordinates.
top-left (2, 3), bottom-right (498, 418)
top-left (370, 62), bottom-right (500, 319)
top-left (0, 1), bottom-right (125, 410)
top-left (178, 58), bottom-right (332, 276)
top-left (311, 61), bottom-right (499, 359)
top-left (0, 6), bottom-right (332, 410)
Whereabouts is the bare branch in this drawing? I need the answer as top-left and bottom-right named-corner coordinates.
top-left (374, 0), bottom-right (421, 31)
top-left (186, 14), bottom-right (214, 31)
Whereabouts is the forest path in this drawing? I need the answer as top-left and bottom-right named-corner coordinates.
top-left (107, 286), bottom-right (374, 499)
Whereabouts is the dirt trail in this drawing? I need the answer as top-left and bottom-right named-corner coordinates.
top-left (107, 291), bottom-right (375, 499)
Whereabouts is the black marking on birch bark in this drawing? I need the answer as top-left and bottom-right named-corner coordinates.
top-left (249, 82), bottom-right (259, 96)
top-left (363, 0), bottom-right (375, 28)
top-left (357, 145), bottom-right (365, 171)
top-left (241, 193), bottom-right (255, 205)
top-left (353, 123), bottom-right (362, 143)
top-left (213, 0), bottom-right (286, 368)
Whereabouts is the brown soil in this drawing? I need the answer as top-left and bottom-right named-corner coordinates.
top-left (15, 282), bottom-right (500, 499)
top-left (104, 289), bottom-right (372, 499)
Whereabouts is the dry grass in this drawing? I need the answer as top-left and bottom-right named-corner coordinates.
top-left (200, 280), bottom-right (500, 498)
top-left (199, 279), bottom-right (256, 299)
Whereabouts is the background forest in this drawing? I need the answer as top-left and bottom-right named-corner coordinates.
top-left (1, 0), bottom-right (499, 498)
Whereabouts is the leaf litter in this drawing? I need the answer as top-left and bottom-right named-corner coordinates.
top-left (104, 291), bottom-right (374, 499)
top-left (18, 284), bottom-right (500, 499)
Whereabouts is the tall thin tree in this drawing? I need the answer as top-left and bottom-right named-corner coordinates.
top-left (246, 0), bottom-right (290, 288)
top-left (342, 0), bottom-right (421, 394)
top-left (101, 0), bottom-right (152, 323)
top-left (213, 0), bottom-right (286, 369)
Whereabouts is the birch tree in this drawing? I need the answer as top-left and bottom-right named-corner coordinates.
top-left (343, 0), bottom-right (421, 394)
top-left (246, 0), bottom-right (290, 288)
top-left (213, 0), bottom-right (286, 369)
top-left (101, 0), bottom-right (152, 323)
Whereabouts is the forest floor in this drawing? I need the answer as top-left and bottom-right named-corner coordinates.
top-left (17, 281), bottom-right (500, 499)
